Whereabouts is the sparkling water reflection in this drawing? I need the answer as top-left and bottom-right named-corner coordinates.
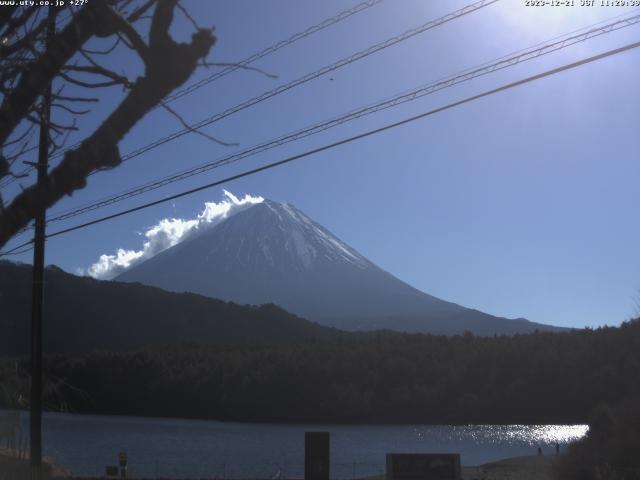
top-left (10, 411), bottom-right (588, 478)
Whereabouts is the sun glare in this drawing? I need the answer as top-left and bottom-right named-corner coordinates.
top-left (497, 1), bottom-right (632, 38)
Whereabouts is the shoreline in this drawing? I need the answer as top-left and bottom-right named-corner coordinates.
top-left (1, 448), bottom-right (559, 480)
top-left (0, 406), bottom-right (589, 428)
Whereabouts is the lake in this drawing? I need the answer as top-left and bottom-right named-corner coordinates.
top-left (6, 411), bottom-right (587, 478)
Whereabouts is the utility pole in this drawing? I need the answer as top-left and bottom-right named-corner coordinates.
top-left (30, 7), bottom-right (55, 479)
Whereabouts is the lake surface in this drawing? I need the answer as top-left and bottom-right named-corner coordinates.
top-left (6, 411), bottom-right (587, 478)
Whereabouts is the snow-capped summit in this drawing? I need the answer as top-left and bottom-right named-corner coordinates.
top-left (115, 199), bottom-right (563, 335)
top-left (249, 200), bottom-right (370, 271)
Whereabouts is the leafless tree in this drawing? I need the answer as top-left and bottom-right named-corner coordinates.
top-left (0, 0), bottom-right (217, 249)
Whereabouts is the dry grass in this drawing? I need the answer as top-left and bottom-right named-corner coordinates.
top-left (0, 447), bottom-right (70, 479)
top-left (462, 455), bottom-right (557, 480)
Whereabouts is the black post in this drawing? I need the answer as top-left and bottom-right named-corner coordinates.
top-left (30, 7), bottom-right (55, 479)
top-left (304, 432), bottom-right (330, 480)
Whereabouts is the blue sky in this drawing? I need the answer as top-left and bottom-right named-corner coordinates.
top-left (3, 0), bottom-right (640, 328)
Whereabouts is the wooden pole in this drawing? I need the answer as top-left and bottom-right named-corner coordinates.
top-left (30, 6), bottom-right (55, 480)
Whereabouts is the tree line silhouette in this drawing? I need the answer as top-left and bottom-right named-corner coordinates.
top-left (555, 395), bottom-right (640, 479)
top-left (1, 319), bottom-right (639, 425)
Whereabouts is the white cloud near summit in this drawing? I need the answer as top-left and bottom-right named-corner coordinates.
top-left (86, 191), bottom-right (263, 280)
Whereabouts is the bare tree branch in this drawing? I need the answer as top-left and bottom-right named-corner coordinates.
top-left (81, 36), bottom-right (121, 56)
top-left (49, 119), bottom-right (76, 155)
top-left (0, 1), bottom-right (110, 147)
top-left (160, 100), bottom-right (237, 147)
top-left (2, 122), bottom-right (35, 148)
top-left (0, 0), bottom-right (216, 248)
top-left (52, 94), bottom-right (99, 103)
top-left (62, 65), bottom-right (133, 88)
top-left (1, 7), bottom-right (34, 43)
top-left (176, 3), bottom-right (200, 31)
top-left (51, 103), bottom-right (91, 115)
top-left (0, 13), bottom-right (50, 58)
top-left (107, 9), bottom-right (150, 62)
top-left (200, 61), bottom-right (278, 79)
top-left (58, 70), bottom-right (126, 89)
top-left (128, 0), bottom-right (158, 23)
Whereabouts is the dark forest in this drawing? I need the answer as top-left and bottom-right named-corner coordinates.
top-left (2, 319), bottom-right (639, 425)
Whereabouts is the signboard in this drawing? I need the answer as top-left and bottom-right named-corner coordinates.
top-left (386, 453), bottom-right (461, 480)
top-left (305, 432), bottom-right (330, 480)
top-left (105, 466), bottom-right (119, 477)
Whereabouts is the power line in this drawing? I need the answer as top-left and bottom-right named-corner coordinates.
top-left (44, 12), bottom-right (640, 225)
top-left (0, 240), bottom-right (33, 257)
top-left (2, 37), bottom-right (635, 257)
top-left (112, 0), bottom-right (499, 166)
top-left (0, 0), bottom-right (383, 190)
top-left (0, 0), bottom-right (498, 191)
top-left (164, 0), bottom-right (385, 103)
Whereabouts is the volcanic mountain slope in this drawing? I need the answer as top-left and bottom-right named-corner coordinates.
top-left (0, 261), bottom-right (339, 355)
top-left (116, 200), bottom-right (564, 335)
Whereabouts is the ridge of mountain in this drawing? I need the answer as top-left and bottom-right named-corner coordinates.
top-left (0, 260), bottom-right (341, 355)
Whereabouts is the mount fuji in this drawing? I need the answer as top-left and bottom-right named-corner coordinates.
top-left (115, 200), bottom-right (563, 335)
